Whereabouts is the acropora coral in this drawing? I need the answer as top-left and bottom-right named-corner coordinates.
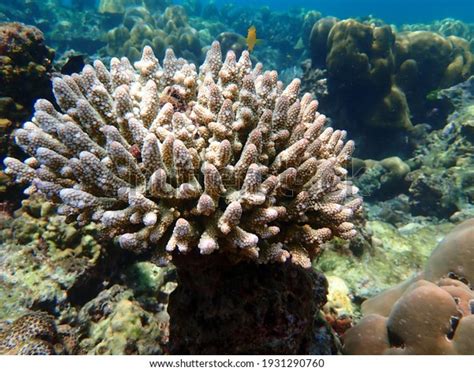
top-left (4, 41), bottom-right (361, 268)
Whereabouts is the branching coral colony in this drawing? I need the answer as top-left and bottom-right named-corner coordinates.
top-left (4, 41), bottom-right (362, 269)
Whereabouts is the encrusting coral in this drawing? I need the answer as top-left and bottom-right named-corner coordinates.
top-left (4, 40), bottom-right (362, 269)
top-left (0, 193), bottom-right (105, 321)
top-left (0, 312), bottom-right (59, 355)
top-left (78, 284), bottom-right (170, 355)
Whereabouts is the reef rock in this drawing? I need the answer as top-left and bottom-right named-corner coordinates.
top-left (78, 284), bottom-right (169, 355)
top-left (0, 194), bottom-right (105, 321)
top-left (169, 252), bottom-right (337, 354)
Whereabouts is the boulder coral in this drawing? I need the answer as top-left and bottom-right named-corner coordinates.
top-left (104, 5), bottom-right (205, 64)
top-left (399, 18), bottom-right (474, 44)
top-left (395, 31), bottom-right (474, 121)
top-left (0, 22), bottom-right (54, 111)
top-left (424, 218), bottom-right (474, 284)
top-left (343, 219), bottom-right (474, 354)
top-left (353, 156), bottom-right (410, 200)
top-left (308, 18), bottom-right (474, 157)
top-left (98, 0), bottom-right (170, 14)
top-left (4, 40), bottom-right (361, 354)
top-left (216, 32), bottom-right (247, 58)
top-left (344, 279), bottom-right (474, 354)
top-left (309, 17), bottom-right (338, 68)
top-left (98, 0), bottom-right (139, 14)
top-left (311, 19), bottom-right (412, 136)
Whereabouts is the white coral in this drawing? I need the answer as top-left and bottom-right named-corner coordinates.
top-left (4, 41), bottom-right (362, 267)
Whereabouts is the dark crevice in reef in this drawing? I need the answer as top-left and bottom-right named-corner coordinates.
top-left (168, 251), bottom-right (337, 355)
top-left (66, 238), bottom-right (138, 307)
top-left (387, 327), bottom-right (405, 349)
top-left (0, 183), bottom-right (26, 213)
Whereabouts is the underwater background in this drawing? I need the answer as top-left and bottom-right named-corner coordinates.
top-left (1, 0), bottom-right (474, 355)
top-left (212, 0), bottom-right (474, 23)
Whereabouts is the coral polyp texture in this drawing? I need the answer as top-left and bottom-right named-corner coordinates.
top-left (4, 41), bottom-right (361, 267)
top-left (343, 219), bottom-right (474, 355)
top-left (0, 312), bottom-right (58, 355)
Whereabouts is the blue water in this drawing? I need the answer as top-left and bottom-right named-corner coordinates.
top-left (205, 0), bottom-right (474, 24)
top-left (58, 0), bottom-right (474, 24)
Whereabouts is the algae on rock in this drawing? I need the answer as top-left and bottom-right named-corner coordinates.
top-left (317, 220), bottom-right (455, 314)
top-left (0, 195), bottom-right (103, 321)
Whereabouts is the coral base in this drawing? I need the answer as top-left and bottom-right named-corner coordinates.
top-left (168, 252), bottom-right (336, 355)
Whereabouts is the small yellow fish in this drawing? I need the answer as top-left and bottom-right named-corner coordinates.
top-left (246, 26), bottom-right (262, 52)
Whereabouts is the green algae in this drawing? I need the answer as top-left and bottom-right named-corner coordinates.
top-left (79, 284), bottom-right (170, 355)
top-left (0, 198), bottom-right (102, 321)
top-left (124, 262), bottom-right (170, 296)
top-left (316, 220), bottom-right (455, 316)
